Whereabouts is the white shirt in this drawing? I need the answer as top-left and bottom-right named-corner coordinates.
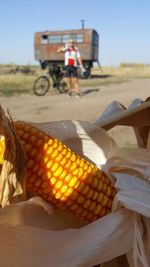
top-left (62, 46), bottom-right (80, 67)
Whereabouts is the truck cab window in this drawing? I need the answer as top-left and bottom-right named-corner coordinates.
top-left (48, 35), bottom-right (61, 43)
top-left (62, 35), bottom-right (72, 43)
top-left (41, 35), bottom-right (48, 44)
top-left (62, 34), bottom-right (83, 43)
top-left (76, 34), bottom-right (83, 43)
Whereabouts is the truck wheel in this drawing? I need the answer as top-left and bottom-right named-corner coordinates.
top-left (83, 68), bottom-right (91, 79)
top-left (78, 68), bottom-right (91, 79)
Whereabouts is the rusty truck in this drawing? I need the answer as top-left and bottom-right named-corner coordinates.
top-left (34, 28), bottom-right (99, 78)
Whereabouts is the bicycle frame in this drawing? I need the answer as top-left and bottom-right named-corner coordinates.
top-left (48, 64), bottom-right (65, 88)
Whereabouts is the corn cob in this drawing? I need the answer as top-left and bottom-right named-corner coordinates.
top-left (0, 136), bottom-right (5, 165)
top-left (0, 121), bottom-right (116, 223)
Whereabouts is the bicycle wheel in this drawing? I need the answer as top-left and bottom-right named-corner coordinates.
top-left (33, 76), bottom-right (50, 96)
top-left (56, 82), bottom-right (67, 94)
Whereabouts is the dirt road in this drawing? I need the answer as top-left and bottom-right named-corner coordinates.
top-left (0, 78), bottom-right (149, 146)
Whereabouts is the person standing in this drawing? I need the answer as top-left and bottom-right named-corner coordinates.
top-left (57, 39), bottom-right (85, 97)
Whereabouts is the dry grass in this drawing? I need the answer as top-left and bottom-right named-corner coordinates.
top-left (92, 65), bottom-right (150, 78)
top-left (0, 65), bottom-right (150, 96)
top-left (0, 73), bottom-right (36, 96)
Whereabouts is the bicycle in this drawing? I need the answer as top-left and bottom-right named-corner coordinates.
top-left (33, 64), bottom-right (67, 96)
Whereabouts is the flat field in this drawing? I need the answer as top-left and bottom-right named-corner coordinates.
top-left (0, 65), bottom-right (149, 147)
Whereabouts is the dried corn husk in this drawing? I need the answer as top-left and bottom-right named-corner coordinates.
top-left (0, 105), bottom-right (150, 267)
top-left (0, 106), bottom-right (27, 207)
top-left (147, 132), bottom-right (150, 148)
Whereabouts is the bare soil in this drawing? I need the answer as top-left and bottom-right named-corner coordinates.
top-left (0, 78), bottom-right (150, 147)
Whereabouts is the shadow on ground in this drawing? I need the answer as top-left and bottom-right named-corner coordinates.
top-left (80, 88), bottom-right (100, 97)
top-left (91, 74), bottom-right (113, 79)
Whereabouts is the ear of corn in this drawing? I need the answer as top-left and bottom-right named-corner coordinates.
top-left (0, 136), bottom-right (5, 165)
top-left (0, 121), bottom-right (116, 223)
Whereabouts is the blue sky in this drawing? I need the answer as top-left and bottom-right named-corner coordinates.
top-left (0, 0), bottom-right (150, 66)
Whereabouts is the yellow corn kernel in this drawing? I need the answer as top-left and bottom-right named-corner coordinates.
top-left (70, 204), bottom-right (78, 211)
top-left (60, 184), bottom-right (68, 194)
top-left (94, 204), bottom-right (102, 215)
top-left (63, 187), bottom-right (74, 197)
top-left (82, 185), bottom-right (90, 195)
top-left (68, 176), bottom-right (78, 188)
top-left (70, 153), bottom-right (76, 162)
top-left (59, 169), bottom-right (68, 180)
top-left (50, 177), bottom-right (57, 185)
top-left (64, 173), bottom-right (72, 183)
top-left (60, 157), bottom-right (67, 166)
top-left (77, 167), bottom-right (84, 179)
top-left (55, 191), bottom-right (62, 200)
top-left (51, 162), bottom-right (59, 172)
top-left (83, 199), bottom-right (91, 209)
top-left (55, 153), bottom-right (63, 163)
top-left (77, 195), bottom-right (85, 204)
top-left (53, 166), bottom-right (63, 177)
top-left (51, 149), bottom-right (59, 159)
